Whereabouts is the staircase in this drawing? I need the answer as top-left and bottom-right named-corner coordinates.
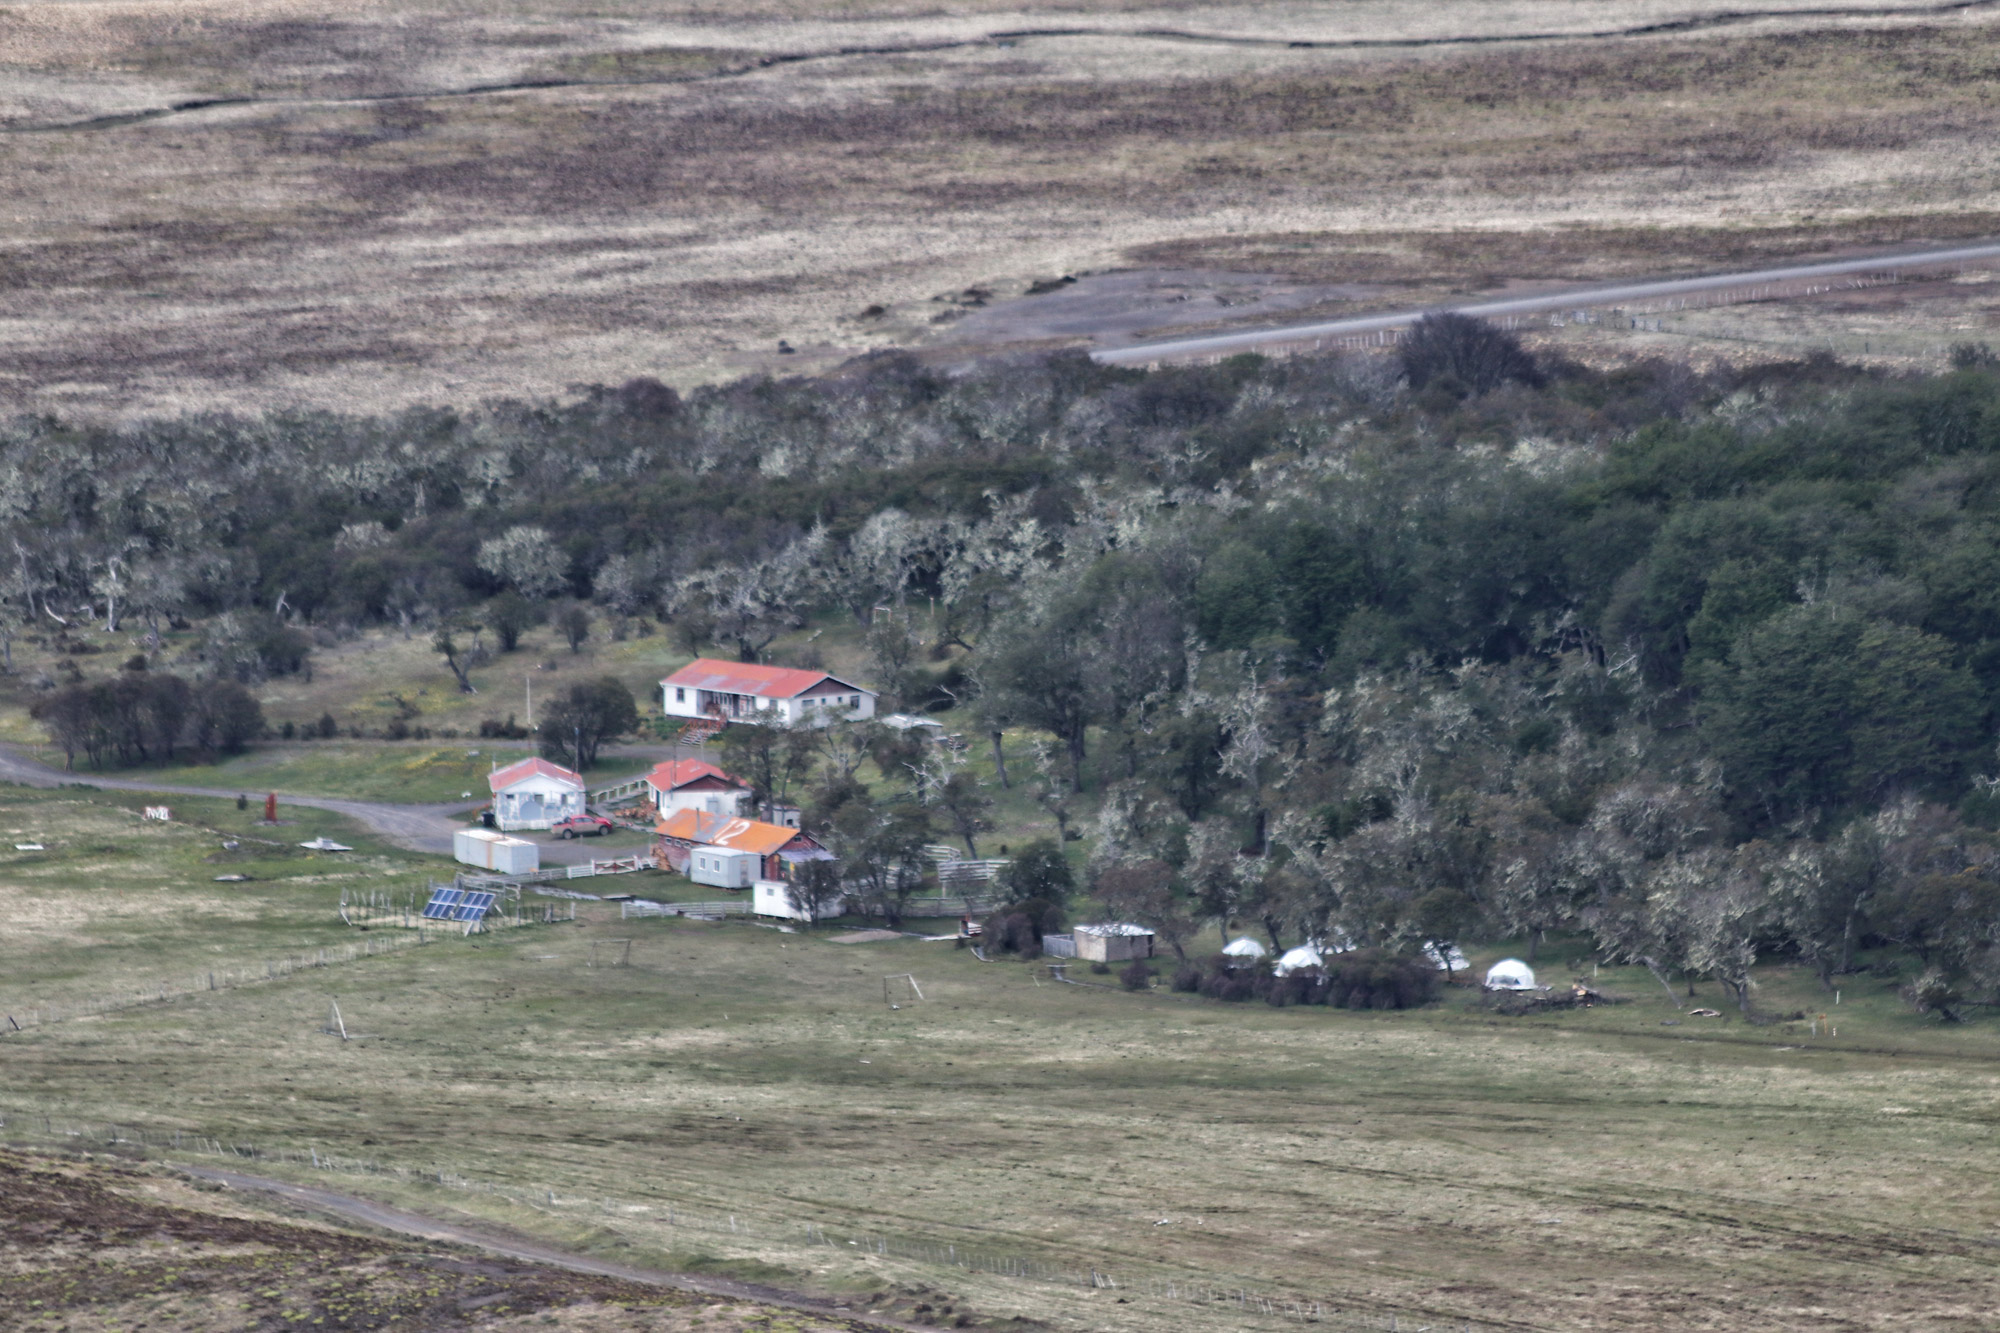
top-left (676, 717), bottom-right (724, 746)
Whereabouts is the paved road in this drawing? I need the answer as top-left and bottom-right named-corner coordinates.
top-left (178, 1163), bottom-right (921, 1332)
top-left (1090, 239), bottom-right (2000, 365)
top-left (0, 745), bottom-right (474, 855)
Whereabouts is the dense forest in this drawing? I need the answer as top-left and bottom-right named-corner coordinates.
top-left (8, 320), bottom-right (2000, 1017)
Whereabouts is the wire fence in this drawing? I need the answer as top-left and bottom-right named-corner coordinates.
top-left (0, 1110), bottom-right (1493, 1331)
top-left (0, 931), bottom-right (433, 1035)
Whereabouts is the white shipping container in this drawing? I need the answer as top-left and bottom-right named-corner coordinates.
top-left (688, 846), bottom-right (760, 889)
top-left (454, 828), bottom-right (540, 875)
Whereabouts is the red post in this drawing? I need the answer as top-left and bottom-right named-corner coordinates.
top-left (264, 793), bottom-right (277, 823)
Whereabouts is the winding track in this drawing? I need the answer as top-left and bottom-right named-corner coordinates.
top-left (6, 0), bottom-right (1996, 135)
top-left (176, 1163), bottom-right (925, 1333)
top-left (1089, 239), bottom-right (2000, 365)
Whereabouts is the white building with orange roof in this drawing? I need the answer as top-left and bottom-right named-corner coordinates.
top-left (487, 756), bottom-right (586, 832)
top-left (653, 807), bottom-right (833, 883)
top-left (660, 658), bottom-right (876, 727)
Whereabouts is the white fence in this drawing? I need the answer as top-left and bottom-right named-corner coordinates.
top-left (938, 860), bottom-right (1009, 886)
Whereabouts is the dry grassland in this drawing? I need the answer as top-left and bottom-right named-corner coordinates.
top-left (5, 0), bottom-right (2000, 417)
top-left (2, 786), bottom-right (1997, 1333)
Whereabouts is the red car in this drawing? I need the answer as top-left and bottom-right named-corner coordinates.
top-left (552, 814), bottom-right (614, 839)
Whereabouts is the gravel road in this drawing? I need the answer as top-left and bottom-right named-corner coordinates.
top-left (1092, 238), bottom-right (2000, 365)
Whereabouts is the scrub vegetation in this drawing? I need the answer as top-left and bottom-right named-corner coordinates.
top-left (13, 336), bottom-right (2000, 1015)
top-left (4, 0), bottom-right (2000, 415)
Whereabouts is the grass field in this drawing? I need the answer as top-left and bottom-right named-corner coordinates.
top-left (6, 0), bottom-right (2000, 418)
top-left (2, 784), bottom-right (1997, 1332)
top-left (0, 1148), bottom-right (891, 1333)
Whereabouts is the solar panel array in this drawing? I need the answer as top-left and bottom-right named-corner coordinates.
top-left (422, 886), bottom-right (498, 922)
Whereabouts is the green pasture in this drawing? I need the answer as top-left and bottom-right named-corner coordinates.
top-left (0, 785), bottom-right (445, 1008)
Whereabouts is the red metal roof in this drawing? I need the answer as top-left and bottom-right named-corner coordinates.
top-left (487, 756), bottom-right (583, 793)
top-left (645, 759), bottom-right (744, 792)
top-left (654, 808), bottom-right (823, 856)
top-left (661, 658), bottom-right (871, 700)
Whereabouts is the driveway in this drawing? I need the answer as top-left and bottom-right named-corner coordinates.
top-left (0, 745), bottom-right (476, 856)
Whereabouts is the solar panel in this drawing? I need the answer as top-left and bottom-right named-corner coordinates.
top-left (422, 887), bottom-right (498, 922)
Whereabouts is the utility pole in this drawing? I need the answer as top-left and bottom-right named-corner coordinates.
top-left (525, 674), bottom-right (533, 730)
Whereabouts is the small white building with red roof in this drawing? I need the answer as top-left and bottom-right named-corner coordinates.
top-left (487, 756), bottom-right (586, 831)
top-left (645, 758), bottom-right (754, 820)
top-left (660, 658), bottom-right (876, 727)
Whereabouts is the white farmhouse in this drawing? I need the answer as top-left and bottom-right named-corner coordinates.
top-left (487, 756), bottom-right (585, 832)
top-left (645, 758), bottom-right (754, 817)
top-left (660, 659), bottom-right (876, 728)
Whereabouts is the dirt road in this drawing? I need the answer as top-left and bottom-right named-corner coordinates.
top-left (0, 745), bottom-right (473, 855)
top-left (177, 1163), bottom-right (931, 1333)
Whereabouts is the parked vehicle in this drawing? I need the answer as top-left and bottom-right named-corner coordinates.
top-left (552, 813), bottom-right (614, 839)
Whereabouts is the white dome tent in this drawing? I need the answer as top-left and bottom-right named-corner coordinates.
top-left (1221, 936), bottom-right (1267, 965)
top-left (1273, 943), bottom-right (1325, 976)
top-left (1484, 958), bottom-right (1538, 991)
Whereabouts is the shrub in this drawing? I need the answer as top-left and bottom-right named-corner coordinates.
top-left (1400, 313), bottom-right (1544, 396)
top-left (1324, 949), bottom-right (1439, 1011)
top-left (1088, 960), bottom-right (1111, 975)
top-left (1120, 960), bottom-right (1152, 991)
top-left (981, 911), bottom-right (1043, 959)
top-left (1170, 964), bottom-right (1202, 993)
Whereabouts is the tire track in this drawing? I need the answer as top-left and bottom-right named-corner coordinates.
top-left (174, 1163), bottom-right (928, 1333)
top-left (7, 0), bottom-right (1996, 135)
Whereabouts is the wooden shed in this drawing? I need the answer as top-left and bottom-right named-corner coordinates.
top-left (1073, 922), bottom-right (1155, 963)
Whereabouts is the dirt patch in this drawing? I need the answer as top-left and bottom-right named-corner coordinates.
top-left (0, 1147), bottom-right (921, 1332)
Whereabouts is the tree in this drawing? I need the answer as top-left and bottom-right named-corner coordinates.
top-left (187, 680), bottom-right (264, 757)
top-left (1194, 543), bottom-right (1278, 650)
top-left (828, 800), bottom-right (933, 926)
top-left (477, 525), bottom-right (569, 600)
top-left (786, 858), bottom-right (847, 926)
top-left (488, 592), bottom-right (541, 652)
top-left (31, 686), bottom-right (96, 770)
top-left (539, 677), bottom-right (638, 770)
top-left (433, 630), bottom-right (477, 693)
top-left (984, 592), bottom-right (1097, 789)
top-left (865, 611), bottom-right (925, 708)
top-left (1702, 609), bottom-right (1983, 824)
top-left (673, 532), bottom-right (824, 663)
top-left (1768, 818), bottom-right (1887, 990)
top-left (558, 603), bottom-right (591, 653)
top-left (935, 769), bottom-right (993, 858)
top-left (1096, 858), bottom-right (1197, 961)
top-left (716, 718), bottom-right (817, 819)
top-left (997, 838), bottom-right (1074, 907)
top-left (1399, 313), bottom-right (1544, 396)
